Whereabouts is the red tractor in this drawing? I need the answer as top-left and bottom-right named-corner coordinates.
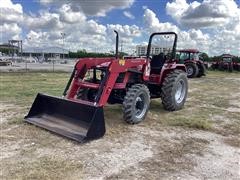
top-left (177, 49), bottom-right (207, 78)
top-left (233, 60), bottom-right (240, 71)
top-left (25, 31), bottom-right (188, 142)
top-left (211, 54), bottom-right (237, 72)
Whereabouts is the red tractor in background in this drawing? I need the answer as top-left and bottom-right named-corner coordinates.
top-left (25, 31), bottom-right (188, 142)
top-left (233, 60), bottom-right (240, 71)
top-left (211, 54), bottom-right (240, 72)
top-left (177, 49), bottom-right (207, 78)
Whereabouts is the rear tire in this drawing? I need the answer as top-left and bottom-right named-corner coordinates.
top-left (186, 63), bottom-right (199, 78)
top-left (196, 62), bottom-right (206, 77)
top-left (161, 70), bottom-right (188, 111)
top-left (229, 63), bottom-right (233, 72)
top-left (123, 84), bottom-right (150, 124)
top-left (219, 63), bottom-right (224, 71)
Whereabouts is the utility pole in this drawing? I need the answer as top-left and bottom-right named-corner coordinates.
top-left (26, 37), bottom-right (32, 72)
top-left (120, 40), bottom-right (123, 53)
top-left (61, 32), bottom-right (66, 59)
top-left (59, 32), bottom-right (66, 72)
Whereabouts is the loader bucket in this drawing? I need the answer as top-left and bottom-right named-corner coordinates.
top-left (24, 93), bottom-right (105, 142)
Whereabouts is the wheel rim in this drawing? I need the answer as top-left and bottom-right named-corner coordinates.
top-left (135, 94), bottom-right (147, 119)
top-left (187, 66), bottom-right (193, 76)
top-left (175, 79), bottom-right (186, 104)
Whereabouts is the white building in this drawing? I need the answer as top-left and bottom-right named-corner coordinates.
top-left (22, 46), bottom-right (69, 62)
top-left (136, 45), bottom-right (171, 56)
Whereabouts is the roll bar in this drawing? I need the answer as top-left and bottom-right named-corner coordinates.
top-left (114, 30), bottom-right (119, 58)
top-left (146, 32), bottom-right (178, 60)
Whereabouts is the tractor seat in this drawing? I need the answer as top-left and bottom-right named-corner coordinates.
top-left (150, 53), bottom-right (166, 74)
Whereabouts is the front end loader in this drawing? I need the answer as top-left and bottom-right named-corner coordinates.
top-left (25, 31), bottom-right (188, 142)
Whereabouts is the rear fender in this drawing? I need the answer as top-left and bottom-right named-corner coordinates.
top-left (195, 60), bottom-right (204, 67)
top-left (159, 63), bottom-right (186, 84)
top-left (184, 60), bottom-right (196, 65)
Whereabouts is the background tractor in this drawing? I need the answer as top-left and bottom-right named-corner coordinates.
top-left (233, 58), bottom-right (240, 71)
top-left (211, 54), bottom-right (240, 72)
top-left (177, 49), bottom-right (207, 78)
top-left (25, 31), bottom-right (188, 142)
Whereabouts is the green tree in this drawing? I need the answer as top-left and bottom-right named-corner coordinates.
top-left (68, 49), bottom-right (124, 58)
top-left (199, 52), bottom-right (210, 62)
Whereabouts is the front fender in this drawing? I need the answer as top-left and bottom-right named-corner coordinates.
top-left (159, 63), bottom-right (186, 84)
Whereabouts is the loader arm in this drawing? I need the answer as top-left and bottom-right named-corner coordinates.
top-left (66, 57), bottom-right (148, 106)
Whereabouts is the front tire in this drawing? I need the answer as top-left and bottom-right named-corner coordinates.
top-left (161, 70), bottom-right (188, 111)
top-left (123, 84), bottom-right (150, 124)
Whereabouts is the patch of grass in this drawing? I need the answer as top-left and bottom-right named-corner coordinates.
top-left (150, 105), bottom-right (215, 130)
top-left (0, 72), bottom-right (69, 106)
top-left (104, 105), bottom-right (133, 136)
top-left (104, 105), bottom-right (123, 124)
top-left (149, 100), bottom-right (166, 113)
top-left (207, 70), bottom-right (240, 78)
top-left (166, 116), bottom-right (212, 130)
top-left (105, 104), bottom-right (122, 114)
top-left (211, 97), bottom-right (230, 108)
top-left (2, 157), bottom-right (83, 180)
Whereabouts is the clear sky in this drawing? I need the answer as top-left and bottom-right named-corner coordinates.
top-left (1, 0), bottom-right (240, 56)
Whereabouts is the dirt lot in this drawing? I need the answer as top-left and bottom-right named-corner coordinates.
top-left (0, 71), bottom-right (239, 179)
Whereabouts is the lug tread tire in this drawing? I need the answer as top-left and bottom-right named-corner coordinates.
top-left (186, 63), bottom-right (199, 78)
top-left (161, 70), bottom-right (188, 111)
top-left (196, 62), bottom-right (206, 77)
top-left (123, 84), bottom-right (150, 124)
